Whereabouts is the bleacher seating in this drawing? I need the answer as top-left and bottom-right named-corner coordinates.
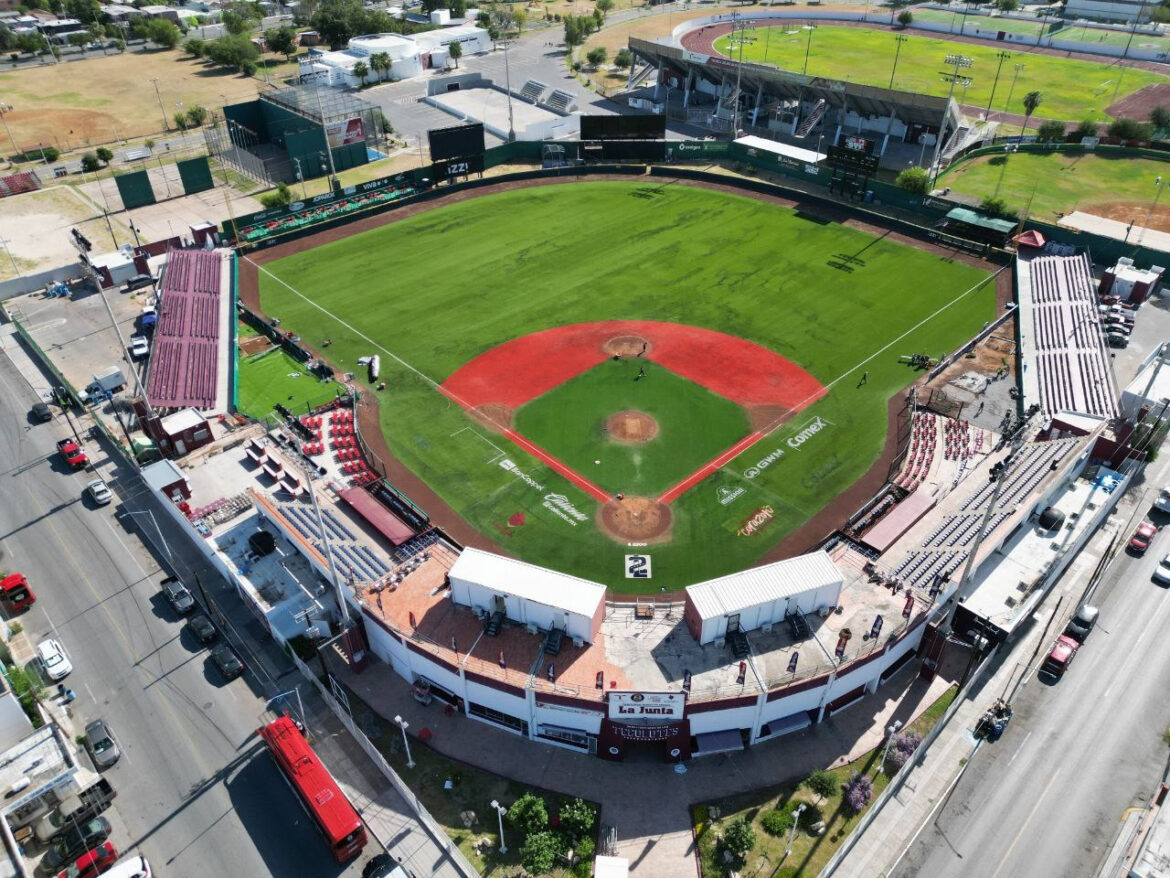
top-left (542, 90), bottom-right (575, 113)
top-left (0, 171), bottom-right (41, 198)
top-left (519, 80), bottom-right (548, 103)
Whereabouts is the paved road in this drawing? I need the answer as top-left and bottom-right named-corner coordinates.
top-left (0, 348), bottom-right (364, 878)
top-left (895, 455), bottom-right (1170, 877)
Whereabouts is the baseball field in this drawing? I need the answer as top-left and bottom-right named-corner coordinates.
top-left (711, 25), bottom-right (1167, 121)
top-left (252, 181), bottom-right (995, 589)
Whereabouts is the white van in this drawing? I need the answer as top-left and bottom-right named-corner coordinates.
top-left (102, 855), bottom-right (152, 878)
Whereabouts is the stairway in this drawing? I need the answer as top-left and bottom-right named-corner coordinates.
top-left (795, 99), bottom-right (827, 138)
top-left (484, 611), bottom-right (503, 637)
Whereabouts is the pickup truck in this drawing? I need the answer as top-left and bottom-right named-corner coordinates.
top-left (33, 778), bottom-right (116, 842)
top-left (161, 576), bottom-right (195, 614)
top-left (56, 438), bottom-right (88, 470)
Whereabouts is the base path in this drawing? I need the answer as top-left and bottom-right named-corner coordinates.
top-left (500, 428), bottom-right (611, 503)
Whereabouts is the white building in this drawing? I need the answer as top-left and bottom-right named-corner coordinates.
top-left (302, 26), bottom-right (490, 87)
top-left (1064, 0), bottom-right (1152, 22)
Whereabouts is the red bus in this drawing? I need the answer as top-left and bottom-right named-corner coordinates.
top-left (257, 716), bottom-right (367, 862)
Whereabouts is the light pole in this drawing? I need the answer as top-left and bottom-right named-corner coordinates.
top-left (393, 714), bottom-right (415, 768)
top-left (889, 34), bottom-right (907, 89)
top-left (879, 720), bottom-right (903, 775)
top-left (1139, 175), bottom-right (1166, 245)
top-left (1003, 63), bottom-right (1025, 117)
top-left (929, 54), bottom-right (973, 190)
top-left (0, 102), bottom-right (17, 160)
top-left (490, 800), bottom-right (508, 854)
top-left (151, 78), bottom-right (168, 131)
top-left (292, 157), bottom-right (308, 198)
top-left (993, 143), bottom-right (1017, 199)
top-left (0, 237), bottom-right (19, 278)
top-left (984, 50), bottom-right (1011, 121)
top-left (802, 24), bottom-right (817, 76)
top-left (784, 802), bottom-right (807, 857)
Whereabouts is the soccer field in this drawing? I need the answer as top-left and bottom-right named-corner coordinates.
top-left (713, 25), bottom-right (1166, 121)
top-left (255, 182), bottom-right (994, 589)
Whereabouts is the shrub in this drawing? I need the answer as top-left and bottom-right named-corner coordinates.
top-left (895, 166), bottom-right (929, 194)
top-left (761, 808), bottom-right (792, 836)
top-left (586, 46), bottom-right (606, 67)
top-left (258, 182), bottom-right (293, 210)
top-left (1074, 119), bottom-right (1100, 141)
top-left (720, 816), bottom-right (756, 861)
top-left (95, 146), bottom-right (113, 164)
top-left (183, 37), bottom-right (205, 57)
top-left (1107, 118), bottom-right (1153, 141)
top-left (979, 196), bottom-right (1016, 219)
top-left (1035, 120), bottom-right (1066, 143)
top-left (507, 792), bottom-right (549, 834)
top-left (558, 798), bottom-right (596, 838)
top-left (844, 772), bottom-right (873, 814)
top-left (887, 730), bottom-right (922, 771)
top-left (804, 768), bottom-right (839, 801)
top-left (520, 830), bottom-right (563, 874)
top-left (897, 9), bottom-right (913, 26)
top-left (614, 47), bottom-right (633, 69)
top-left (80, 153), bottom-right (100, 173)
top-left (7, 621), bottom-right (22, 636)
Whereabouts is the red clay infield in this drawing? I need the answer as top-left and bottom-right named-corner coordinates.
top-left (440, 320), bottom-right (827, 506)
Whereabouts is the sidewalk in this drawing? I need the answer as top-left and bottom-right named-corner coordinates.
top-left (326, 650), bottom-right (959, 878)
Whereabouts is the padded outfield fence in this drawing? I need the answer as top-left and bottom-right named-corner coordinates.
top-left (223, 138), bottom-right (1170, 263)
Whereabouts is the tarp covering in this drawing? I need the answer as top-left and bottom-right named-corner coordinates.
top-left (1015, 229), bottom-right (1046, 248)
top-left (337, 486), bottom-right (415, 546)
top-left (861, 491), bottom-right (937, 553)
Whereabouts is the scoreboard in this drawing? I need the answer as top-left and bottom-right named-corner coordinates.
top-left (432, 154), bottom-right (485, 179)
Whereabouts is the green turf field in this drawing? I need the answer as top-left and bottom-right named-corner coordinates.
top-left (513, 359), bottom-right (751, 496)
top-left (1055, 23), bottom-right (1170, 54)
top-left (236, 347), bottom-right (348, 421)
top-left (256, 182), bottom-right (994, 589)
top-left (713, 25), bottom-right (1166, 121)
top-left (936, 149), bottom-right (1170, 224)
top-left (908, 9), bottom-right (1047, 37)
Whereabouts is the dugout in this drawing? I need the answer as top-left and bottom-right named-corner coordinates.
top-left (683, 550), bottom-right (843, 646)
top-left (207, 87), bottom-right (384, 186)
top-left (935, 208), bottom-right (1016, 249)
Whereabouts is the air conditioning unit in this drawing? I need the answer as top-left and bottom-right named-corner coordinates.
top-left (572, 636), bottom-right (583, 648)
top-left (526, 623), bottom-right (539, 635)
top-left (761, 623), bottom-right (773, 634)
top-left (715, 637), bottom-right (726, 649)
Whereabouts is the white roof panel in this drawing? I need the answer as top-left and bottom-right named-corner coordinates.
top-left (686, 550), bottom-right (843, 621)
top-left (449, 548), bottom-right (605, 619)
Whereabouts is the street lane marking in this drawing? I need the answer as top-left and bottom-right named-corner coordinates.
top-left (1007, 730), bottom-right (1031, 765)
top-left (991, 768), bottom-right (1062, 878)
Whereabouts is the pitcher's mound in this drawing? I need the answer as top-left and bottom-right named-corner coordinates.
top-left (605, 410), bottom-right (659, 444)
top-left (598, 496), bottom-right (673, 544)
top-left (602, 335), bottom-right (652, 358)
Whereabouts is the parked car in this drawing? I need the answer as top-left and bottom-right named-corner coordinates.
top-left (34, 779), bottom-right (116, 843)
top-left (1155, 486), bottom-right (1170, 513)
top-left (121, 274), bottom-right (154, 293)
top-left (362, 853), bottom-right (413, 878)
top-left (210, 645), bottom-right (244, 681)
top-left (128, 336), bottom-right (149, 359)
top-left (1130, 519), bottom-right (1159, 555)
top-left (31, 402), bottom-right (53, 423)
top-left (84, 719), bottom-right (120, 769)
top-left (36, 639), bottom-right (72, 681)
top-left (187, 613), bottom-right (218, 645)
top-left (85, 480), bottom-right (112, 506)
top-left (1063, 604), bottom-right (1099, 643)
top-left (1099, 294), bottom-right (1121, 306)
top-left (161, 577), bottom-right (194, 614)
top-left (55, 841), bottom-right (118, 878)
top-left (1040, 634), bottom-right (1080, 679)
top-left (0, 573), bottom-right (36, 614)
top-left (1154, 553), bottom-right (1170, 585)
top-left (1106, 333), bottom-right (1128, 349)
top-left (41, 817), bottom-right (112, 873)
top-left (56, 438), bottom-right (88, 470)
top-left (100, 855), bottom-right (151, 878)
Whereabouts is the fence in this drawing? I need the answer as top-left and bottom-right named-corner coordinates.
top-left (288, 652), bottom-right (481, 878)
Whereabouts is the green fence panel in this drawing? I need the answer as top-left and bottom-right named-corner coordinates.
top-left (115, 170), bottom-right (156, 210)
top-left (177, 156), bottom-right (214, 195)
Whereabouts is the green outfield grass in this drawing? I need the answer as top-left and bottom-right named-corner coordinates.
top-left (936, 149), bottom-right (1170, 224)
top-left (1055, 23), bottom-right (1170, 53)
top-left (236, 347), bottom-right (347, 421)
top-left (714, 25), bottom-right (1166, 121)
top-left (513, 359), bottom-right (751, 497)
top-left (257, 182), bottom-right (994, 589)
top-left (908, 9), bottom-right (1047, 36)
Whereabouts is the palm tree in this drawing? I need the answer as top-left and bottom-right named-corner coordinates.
top-left (448, 40), bottom-right (462, 69)
top-left (1020, 90), bottom-right (1042, 137)
top-left (352, 60), bottom-right (368, 86)
top-left (369, 51), bottom-right (391, 82)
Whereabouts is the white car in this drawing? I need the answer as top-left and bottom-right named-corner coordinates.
top-left (1156, 486), bottom-right (1170, 514)
top-left (129, 336), bottom-right (150, 358)
top-left (1155, 553), bottom-right (1170, 585)
top-left (36, 639), bottom-right (72, 681)
top-left (86, 479), bottom-right (112, 506)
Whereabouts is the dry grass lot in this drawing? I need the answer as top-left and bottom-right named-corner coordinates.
top-left (0, 49), bottom-right (265, 152)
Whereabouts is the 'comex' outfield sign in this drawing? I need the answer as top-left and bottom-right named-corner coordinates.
top-left (742, 416), bottom-right (832, 480)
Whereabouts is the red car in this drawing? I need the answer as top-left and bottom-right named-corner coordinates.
top-left (1041, 635), bottom-right (1080, 679)
top-left (0, 573), bottom-right (35, 613)
top-left (1130, 519), bottom-right (1159, 555)
top-left (58, 842), bottom-right (118, 878)
top-left (56, 438), bottom-right (88, 470)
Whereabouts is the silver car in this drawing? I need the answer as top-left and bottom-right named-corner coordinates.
top-left (84, 719), bottom-right (120, 769)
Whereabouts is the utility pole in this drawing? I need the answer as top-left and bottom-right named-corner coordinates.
top-left (1003, 63), bottom-right (1025, 118)
top-left (889, 34), bottom-right (907, 89)
top-left (503, 40), bottom-right (515, 142)
top-left (152, 78), bottom-right (168, 131)
top-left (0, 103), bottom-right (17, 159)
top-left (292, 157), bottom-right (308, 198)
top-left (984, 50), bottom-right (1011, 122)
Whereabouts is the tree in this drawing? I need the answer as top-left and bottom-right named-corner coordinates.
top-left (1074, 119), bottom-right (1099, 141)
top-left (205, 33), bottom-right (260, 71)
top-left (613, 47), bottom-right (632, 69)
top-left (507, 793), bottom-right (549, 834)
top-left (80, 152), bottom-right (100, 172)
top-left (564, 15), bottom-right (587, 49)
top-left (979, 195), bottom-right (1013, 218)
top-left (352, 59), bottom-right (368, 84)
top-left (761, 809), bottom-right (793, 836)
top-left (586, 46), bottom-right (606, 67)
top-left (259, 181), bottom-right (293, 209)
top-left (1020, 89), bottom-right (1042, 136)
top-left (804, 769), bottom-right (839, 803)
top-left (844, 772), bottom-right (873, 813)
top-left (596, 0), bottom-right (614, 18)
top-left (145, 18), bottom-right (181, 49)
top-left (185, 105), bottom-right (209, 127)
top-left (897, 9), bottom-right (913, 26)
top-left (520, 831), bottom-right (564, 875)
top-left (447, 40), bottom-right (462, 68)
top-left (558, 798), bottom-right (596, 838)
top-left (95, 146), bottom-right (113, 165)
top-left (369, 51), bottom-right (391, 81)
top-left (511, 5), bottom-right (526, 33)
top-left (67, 31), bottom-right (91, 52)
top-left (1107, 117), bottom-right (1153, 141)
top-left (222, 0), bottom-right (264, 34)
top-left (114, 38), bottom-right (125, 53)
top-left (1036, 119), bottom-right (1066, 143)
top-left (173, 111), bottom-right (189, 131)
top-left (1150, 105), bottom-right (1170, 135)
top-left (265, 26), bottom-right (298, 61)
top-left (183, 37), bottom-right (205, 57)
top-left (895, 166), bottom-right (929, 193)
top-left (720, 817), bottom-right (756, 862)
top-left (994, 0), bottom-right (1019, 9)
